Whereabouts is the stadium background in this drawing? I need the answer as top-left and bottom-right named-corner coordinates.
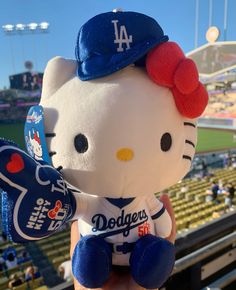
top-left (1, 1), bottom-right (236, 290)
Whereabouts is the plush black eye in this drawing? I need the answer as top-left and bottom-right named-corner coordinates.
top-left (160, 133), bottom-right (172, 152)
top-left (74, 134), bottom-right (88, 153)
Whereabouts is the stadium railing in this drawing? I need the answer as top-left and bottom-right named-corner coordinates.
top-left (202, 269), bottom-right (236, 290)
top-left (174, 231), bottom-right (236, 274)
top-left (164, 216), bottom-right (236, 290)
top-left (49, 281), bottom-right (73, 290)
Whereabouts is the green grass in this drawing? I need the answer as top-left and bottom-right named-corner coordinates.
top-left (0, 123), bottom-right (236, 154)
top-left (197, 127), bottom-right (236, 153)
top-left (0, 123), bottom-right (25, 149)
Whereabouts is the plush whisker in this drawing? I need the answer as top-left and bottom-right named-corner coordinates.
top-left (183, 122), bottom-right (196, 128)
top-left (185, 140), bottom-right (195, 148)
top-left (45, 133), bottom-right (56, 138)
top-left (68, 187), bottom-right (81, 193)
top-left (182, 155), bottom-right (192, 161)
top-left (56, 166), bottom-right (63, 172)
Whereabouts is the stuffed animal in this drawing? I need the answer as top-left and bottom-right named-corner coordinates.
top-left (0, 11), bottom-right (208, 289)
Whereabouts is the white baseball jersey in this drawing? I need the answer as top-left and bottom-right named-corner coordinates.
top-left (71, 188), bottom-right (170, 266)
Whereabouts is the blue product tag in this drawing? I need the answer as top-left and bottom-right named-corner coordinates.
top-left (24, 105), bottom-right (51, 165)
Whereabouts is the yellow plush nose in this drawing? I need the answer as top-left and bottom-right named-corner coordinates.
top-left (116, 148), bottom-right (134, 161)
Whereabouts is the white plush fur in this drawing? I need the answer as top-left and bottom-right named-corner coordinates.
top-left (40, 57), bottom-right (197, 198)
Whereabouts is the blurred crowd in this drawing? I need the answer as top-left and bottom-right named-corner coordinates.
top-left (0, 233), bottom-right (42, 289)
top-left (58, 260), bottom-right (73, 282)
top-left (0, 106), bottom-right (29, 122)
top-left (0, 89), bottom-right (40, 122)
top-left (190, 151), bottom-right (236, 178)
top-left (204, 91), bottom-right (236, 117)
top-left (8, 265), bottom-right (41, 289)
top-left (206, 179), bottom-right (235, 209)
top-left (197, 152), bottom-right (236, 209)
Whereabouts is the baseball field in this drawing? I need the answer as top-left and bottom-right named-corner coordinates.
top-left (197, 127), bottom-right (236, 153)
top-left (1, 123), bottom-right (236, 154)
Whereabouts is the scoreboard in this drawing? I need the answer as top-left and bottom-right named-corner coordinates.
top-left (9, 72), bottom-right (43, 91)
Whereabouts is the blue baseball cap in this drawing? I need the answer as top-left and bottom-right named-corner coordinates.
top-left (76, 11), bottom-right (168, 80)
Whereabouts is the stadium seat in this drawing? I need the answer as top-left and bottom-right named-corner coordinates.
top-left (0, 277), bottom-right (9, 290)
top-left (59, 245), bottom-right (70, 255)
top-left (12, 283), bottom-right (28, 290)
top-left (19, 260), bottom-right (33, 270)
top-left (40, 244), bottom-right (53, 253)
top-left (34, 286), bottom-right (48, 290)
top-left (52, 256), bottom-right (66, 270)
top-left (28, 276), bottom-right (44, 289)
top-left (6, 265), bottom-right (21, 277)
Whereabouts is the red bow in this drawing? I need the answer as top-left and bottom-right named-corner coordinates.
top-left (48, 200), bottom-right (62, 219)
top-left (146, 42), bottom-right (208, 119)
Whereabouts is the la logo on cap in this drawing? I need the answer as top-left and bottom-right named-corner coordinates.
top-left (112, 8), bottom-right (133, 52)
top-left (112, 19), bottom-right (133, 52)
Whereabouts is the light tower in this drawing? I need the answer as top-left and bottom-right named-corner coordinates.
top-left (2, 22), bottom-right (49, 34)
top-left (2, 22), bottom-right (50, 74)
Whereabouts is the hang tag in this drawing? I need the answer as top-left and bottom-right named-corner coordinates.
top-left (24, 105), bottom-right (52, 165)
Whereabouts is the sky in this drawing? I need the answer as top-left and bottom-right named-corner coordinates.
top-left (0, 0), bottom-right (236, 89)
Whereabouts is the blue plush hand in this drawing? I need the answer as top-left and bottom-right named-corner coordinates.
top-left (0, 139), bottom-right (76, 242)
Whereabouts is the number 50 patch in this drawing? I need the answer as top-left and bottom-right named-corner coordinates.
top-left (138, 222), bottom-right (150, 237)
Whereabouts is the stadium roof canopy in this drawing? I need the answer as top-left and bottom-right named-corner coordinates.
top-left (187, 41), bottom-right (236, 83)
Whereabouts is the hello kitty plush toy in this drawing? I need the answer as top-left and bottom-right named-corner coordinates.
top-left (0, 11), bottom-right (208, 289)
